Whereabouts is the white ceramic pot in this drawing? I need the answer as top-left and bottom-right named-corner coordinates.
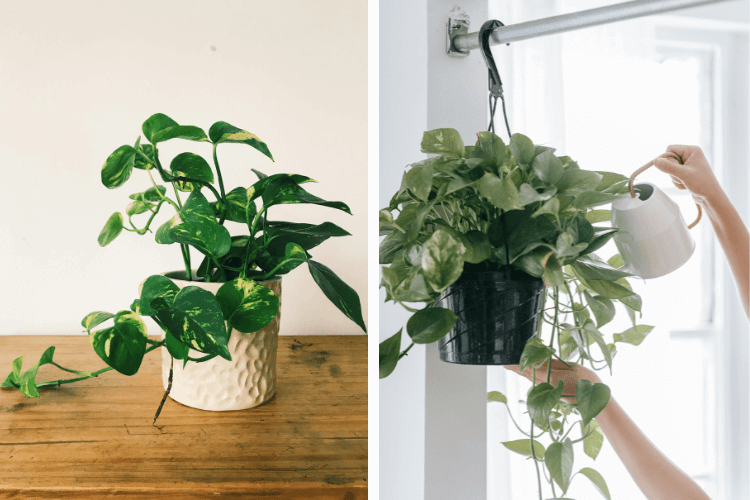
top-left (611, 182), bottom-right (698, 279)
top-left (158, 271), bottom-right (282, 411)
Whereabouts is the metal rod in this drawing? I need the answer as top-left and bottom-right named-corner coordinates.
top-left (453, 0), bottom-right (732, 52)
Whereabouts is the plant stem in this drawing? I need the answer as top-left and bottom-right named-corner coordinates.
top-left (153, 355), bottom-right (173, 427)
top-left (213, 143), bottom-right (228, 225)
top-left (398, 342), bottom-right (414, 360)
top-left (529, 419), bottom-right (544, 500)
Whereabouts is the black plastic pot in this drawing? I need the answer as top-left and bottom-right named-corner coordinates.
top-left (435, 265), bottom-right (546, 365)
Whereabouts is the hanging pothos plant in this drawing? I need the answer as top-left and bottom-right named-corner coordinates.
top-left (3, 113), bottom-right (366, 405)
top-left (379, 128), bottom-right (655, 499)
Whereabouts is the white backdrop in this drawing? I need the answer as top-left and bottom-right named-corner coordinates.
top-left (0, 0), bottom-right (368, 336)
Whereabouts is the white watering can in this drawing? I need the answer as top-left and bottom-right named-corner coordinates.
top-left (610, 156), bottom-right (702, 279)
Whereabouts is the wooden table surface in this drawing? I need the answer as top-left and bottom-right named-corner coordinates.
top-left (0, 335), bottom-right (367, 499)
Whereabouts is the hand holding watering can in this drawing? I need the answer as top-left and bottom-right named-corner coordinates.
top-left (611, 146), bottom-right (715, 279)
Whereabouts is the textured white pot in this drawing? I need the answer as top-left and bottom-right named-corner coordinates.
top-left (159, 271), bottom-right (282, 411)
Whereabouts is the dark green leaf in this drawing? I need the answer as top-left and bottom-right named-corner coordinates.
top-left (519, 338), bottom-right (555, 371)
top-left (259, 176), bottom-right (351, 214)
top-left (532, 198), bottom-right (560, 219)
top-left (155, 214), bottom-right (180, 245)
top-left (164, 330), bottom-right (190, 363)
top-left (265, 221), bottom-right (350, 255)
top-left (89, 311), bottom-right (147, 376)
top-left (142, 113), bottom-right (208, 144)
top-left (170, 152), bottom-right (214, 192)
top-left (98, 213), bottom-right (124, 247)
top-left (461, 230), bottom-right (492, 264)
top-left (155, 287), bottom-right (231, 360)
top-left (582, 229), bottom-right (618, 255)
top-left (404, 164), bottom-right (434, 202)
top-left (515, 247), bottom-right (554, 278)
top-left (138, 275), bottom-right (180, 317)
top-left (211, 186), bottom-right (250, 223)
top-left (379, 329), bottom-right (402, 379)
top-left (488, 208), bottom-right (557, 263)
top-left (420, 128), bottom-right (465, 157)
top-left (208, 121), bottom-right (273, 161)
top-left (215, 277), bottom-right (280, 333)
top-left (101, 145), bottom-right (136, 188)
top-left (576, 379), bottom-right (611, 427)
top-left (169, 191), bottom-right (231, 258)
top-left (406, 307), bottom-right (457, 344)
top-left (556, 169), bottom-right (603, 194)
top-left (379, 230), bottom-right (405, 265)
top-left (546, 439), bottom-right (574, 493)
top-left (421, 230), bottom-right (465, 292)
top-left (308, 260), bottom-right (366, 332)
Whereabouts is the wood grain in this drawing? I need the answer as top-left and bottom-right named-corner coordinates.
top-left (0, 335), bottom-right (367, 499)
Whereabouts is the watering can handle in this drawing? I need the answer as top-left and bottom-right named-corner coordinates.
top-left (630, 160), bottom-right (702, 229)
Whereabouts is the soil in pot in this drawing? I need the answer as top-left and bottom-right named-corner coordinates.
top-left (435, 263), bottom-right (545, 365)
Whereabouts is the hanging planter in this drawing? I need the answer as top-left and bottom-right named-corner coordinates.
top-left (435, 264), bottom-right (545, 365)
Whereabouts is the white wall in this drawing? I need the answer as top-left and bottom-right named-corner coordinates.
top-left (0, 0), bottom-right (368, 336)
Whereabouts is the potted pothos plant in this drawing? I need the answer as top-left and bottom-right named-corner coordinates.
top-left (3, 113), bottom-right (366, 418)
top-left (379, 128), bottom-right (654, 498)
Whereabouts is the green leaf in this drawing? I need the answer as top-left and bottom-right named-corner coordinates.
top-left (169, 191), bottom-right (231, 258)
top-left (502, 439), bottom-right (546, 459)
top-left (265, 221), bottom-right (350, 255)
top-left (587, 279), bottom-right (635, 300)
top-left (556, 169), bottom-right (603, 194)
top-left (582, 229), bottom-right (618, 256)
top-left (475, 131), bottom-right (507, 163)
top-left (406, 307), bottom-right (457, 344)
top-left (461, 230), bottom-right (492, 264)
top-left (89, 311), bottom-right (148, 376)
top-left (101, 145), bottom-right (136, 188)
top-left (138, 275), bottom-right (181, 317)
top-left (404, 164), bottom-right (434, 202)
top-left (615, 278), bottom-right (642, 311)
top-left (509, 133), bottom-right (535, 167)
top-left (607, 254), bottom-right (624, 269)
top-left (487, 391), bottom-right (507, 404)
top-left (247, 173), bottom-right (314, 202)
top-left (13, 347), bottom-right (56, 398)
top-left (154, 213), bottom-right (180, 245)
top-left (1, 356), bottom-right (23, 389)
top-left (421, 230), bottom-right (465, 292)
top-left (81, 311), bottom-right (115, 332)
top-left (578, 467), bottom-right (612, 500)
top-left (527, 381), bottom-right (564, 423)
top-left (532, 198), bottom-right (560, 219)
top-left (214, 277), bottom-right (280, 333)
top-left (518, 184), bottom-right (557, 206)
top-left (98, 213), bottom-right (124, 247)
top-left (573, 191), bottom-right (629, 210)
top-left (379, 329), bottom-right (402, 379)
top-left (519, 338), bottom-right (555, 371)
top-left (572, 259), bottom-right (632, 282)
top-left (308, 260), bottom-right (366, 332)
top-left (421, 128), bottom-right (465, 157)
top-left (170, 152), bottom-right (214, 192)
top-left (531, 151), bottom-right (564, 185)
top-left (586, 209), bottom-right (611, 224)
top-left (576, 379), bottom-right (611, 428)
top-left (488, 208), bottom-right (557, 263)
top-left (584, 291), bottom-right (615, 328)
top-left (478, 173), bottom-right (522, 211)
top-left (208, 121), bottom-right (273, 160)
top-left (555, 233), bottom-right (587, 259)
top-left (142, 113), bottom-right (208, 144)
top-left (595, 171), bottom-right (629, 192)
top-left (584, 421), bottom-right (605, 460)
top-left (126, 200), bottom-right (155, 216)
top-left (259, 176), bottom-right (351, 214)
top-left (133, 143), bottom-right (154, 170)
top-left (546, 439), bottom-right (574, 493)
top-left (613, 325), bottom-right (655, 346)
top-left (154, 287), bottom-right (231, 360)
top-left (515, 247), bottom-right (554, 278)
top-left (129, 185), bottom-right (167, 202)
top-left (543, 254), bottom-right (565, 287)
top-left (211, 186), bottom-right (251, 223)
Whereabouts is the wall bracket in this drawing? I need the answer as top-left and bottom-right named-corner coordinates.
top-left (446, 6), bottom-right (470, 57)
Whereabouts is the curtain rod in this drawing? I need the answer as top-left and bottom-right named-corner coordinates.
top-left (450, 0), bottom-right (733, 53)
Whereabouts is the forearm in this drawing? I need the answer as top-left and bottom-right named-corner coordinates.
top-left (596, 397), bottom-right (710, 500)
top-left (703, 189), bottom-right (750, 318)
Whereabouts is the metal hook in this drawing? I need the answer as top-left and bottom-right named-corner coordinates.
top-left (479, 20), bottom-right (507, 98)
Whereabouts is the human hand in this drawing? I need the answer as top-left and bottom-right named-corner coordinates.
top-left (652, 145), bottom-right (722, 204)
top-left (504, 360), bottom-right (601, 402)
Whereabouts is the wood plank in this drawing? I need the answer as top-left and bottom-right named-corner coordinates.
top-left (0, 335), bottom-right (367, 499)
